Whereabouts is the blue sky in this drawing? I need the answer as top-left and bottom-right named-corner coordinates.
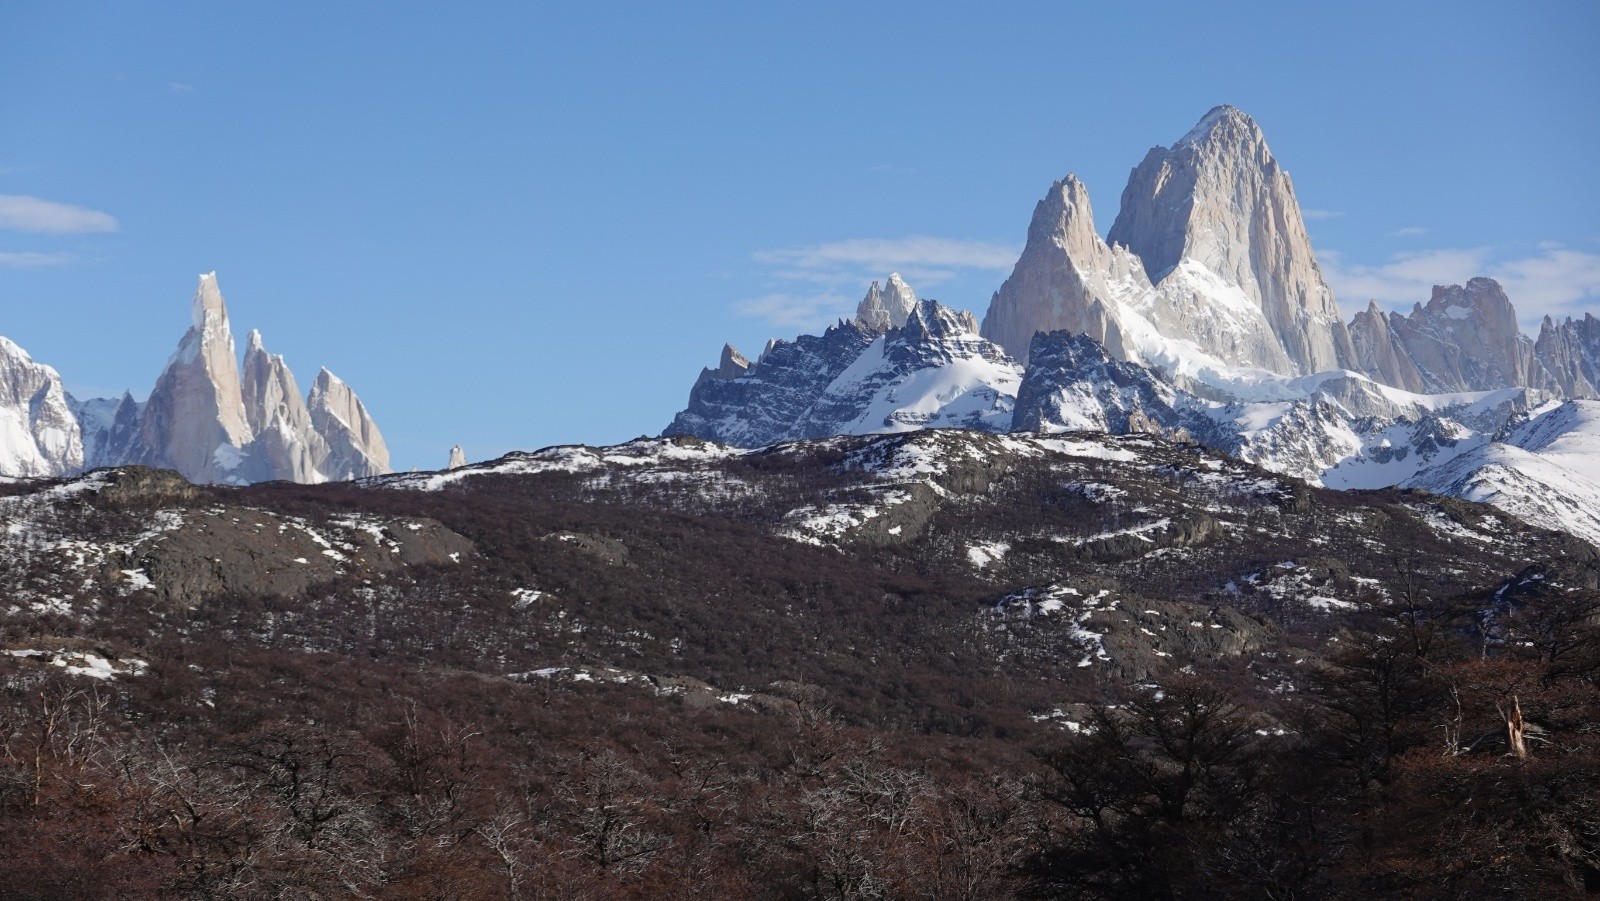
top-left (2, 2), bottom-right (1597, 470)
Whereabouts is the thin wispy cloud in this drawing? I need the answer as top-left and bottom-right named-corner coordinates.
top-left (1388, 226), bottom-right (1429, 237)
top-left (0, 250), bottom-right (75, 268)
top-left (1301, 209), bottom-right (1343, 220)
top-left (168, 82), bottom-right (195, 94)
top-left (1320, 244), bottom-right (1600, 327)
top-left (732, 292), bottom-right (853, 331)
top-left (1492, 247), bottom-right (1600, 321)
top-left (754, 236), bottom-right (1019, 273)
top-left (736, 235), bottom-right (1020, 330)
top-left (0, 195), bottom-right (118, 234)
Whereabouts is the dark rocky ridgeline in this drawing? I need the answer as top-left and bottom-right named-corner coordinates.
top-left (663, 320), bottom-right (876, 447)
top-left (2, 432), bottom-right (1598, 897)
top-left (1012, 329), bottom-right (1212, 439)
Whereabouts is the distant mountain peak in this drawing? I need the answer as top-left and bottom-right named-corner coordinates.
top-left (1175, 104), bottom-right (1257, 148)
top-left (0, 271), bottom-right (396, 484)
top-left (855, 272), bottom-right (920, 332)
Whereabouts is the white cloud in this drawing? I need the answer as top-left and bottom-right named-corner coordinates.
top-left (736, 235), bottom-right (1019, 327)
top-left (0, 250), bottom-right (74, 268)
top-left (0, 195), bottom-right (118, 234)
top-left (754, 235), bottom-right (1019, 274)
top-left (1320, 245), bottom-right (1600, 326)
top-left (1492, 247), bottom-right (1600, 322)
top-left (1388, 226), bottom-right (1429, 237)
top-left (731, 291), bottom-right (852, 331)
top-left (1301, 209), bottom-right (1343, 220)
top-left (168, 82), bottom-right (195, 94)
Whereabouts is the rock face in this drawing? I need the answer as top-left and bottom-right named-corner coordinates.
top-left (1349, 300), bottom-right (1426, 393)
top-left (308, 369), bottom-right (391, 481)
top-left (1533, 313), bottom-right (1600, 399)
top-left (1351, 278), bottom-right (1557, 394)
top-left (665, 320), bottom-right (878, 446)
top-left (72, 392), bottom-right (143, 471)
top-left (133, 272), bottom-right (256, 483)
top-left (0, 337), bottom-right (84, 477)
top-left (1013, 330), bottom-right (1206, 440)
top-left (854, 273), bottom-right (920, 332)
top-left (800, 298), bottom-right (1019, 436)
top-left (241, 330), bottom-right (328, 483)
top-left (19, 271), bottom-right (395, 484)
top-left (1106, 105), bottom-right (1356, 375)
top-left (980, 175), bottom-right (1151, 365)
top-left (668, 279), bottom-right (1019, 445)
top-left (982, 107), bottom-right (1354, 379)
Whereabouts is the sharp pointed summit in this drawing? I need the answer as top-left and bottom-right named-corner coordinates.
top-left (980, 173), bottom-right (1149, 364)
top-left (134, 272), bottom-right (256, 483)
top-left (1106, 105), bottom-right (1357, 375)
top-left (0, 271), bottom-right (397, 484)
top-left (308, 367), bottom-right (391, 481)
top-left (241, 328), bottom-right (329, 483)
top-left (855, 272), bottom-right (920, 332)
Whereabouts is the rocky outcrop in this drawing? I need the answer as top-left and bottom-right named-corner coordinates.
top-left (1106, 105), bottom-right (1356, 375)
top-left (800, 299), bottom-right (1020, 435)
top-left (133, 272), bottom-right (255, 483)
top-left (72, 392), bottom-right (143, 472)
top-left (668, 293), bottom-right (1019, 445)
top-left (242, 330), bottom-right (328, 483)
top-left (1349, 300), bottom-right (1426, 393)
top-left (309, 369), bottom-right (391, 481)
top-left (980, 174), bottom-right (1149, 364)
top-left (1356, 278), bottom-right (1557, 394)
top-left (64, 272), bottom-right (393, 485)
top-left (855, 273), bottom-right (919, 332)
top-left (665, 320), bottom-right (878, 446)
top-left (0, 337), bottom-right (84, 477)
top-left (1013, 330), bottom-right (1208, 440)
top-left (1534, 313), bottom-right (1600, 399)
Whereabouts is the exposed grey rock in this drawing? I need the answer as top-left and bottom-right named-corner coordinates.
top-left (664, 319), bottom-right (877, 446)
top-left (132, 272), bottom-right (255, 483)
top-left (715, 343), bottom-right (750, 378)
top-left (1365, 278), bottom-right (1558, 394)
top-left (854, 272), bottom-right (919, 332)
top-left (0, 337), bottom-right (84, 477)
top-left (800, 299), bottom-right (1020, 435)
top-left (1106, 105), bottom-right (1356, 374)
top-left (308, 368), bottom-right (391, 481)
top-left (1349, 299), bottom-right (1426, 393)
top-left (667, 299), bottom-right (1019, 445)
top-left (118, 504), bottom-right (471, 608)
top-left (71, 392), bottom-right (143, 472)
top-left (980, 174), bottom-right (1149, 364)
top-left (1013, 330), bottom-right (1211, 441)
top-left (241, 329), bottom-right (328, 483)
top-left (1534, 312), bottom-right (1600, 399)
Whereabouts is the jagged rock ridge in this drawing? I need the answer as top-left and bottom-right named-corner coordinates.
top-left (667, 278), bottom-right (1019, 445)
top-left (665, 106), bottom-right (1600, 547)
top-left (982, 106), bottom-right (1356, 378)
top-left (0, 272), bottom-right (391, 483)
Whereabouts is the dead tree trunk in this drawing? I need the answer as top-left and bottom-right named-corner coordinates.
top-left (1504, 694), bottom-right (1528, 761)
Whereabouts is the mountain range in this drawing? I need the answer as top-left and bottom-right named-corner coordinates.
top-left (0, 272), bottom-right (390, 484)
top-left (668, 105), bottom-right (1600, 547)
